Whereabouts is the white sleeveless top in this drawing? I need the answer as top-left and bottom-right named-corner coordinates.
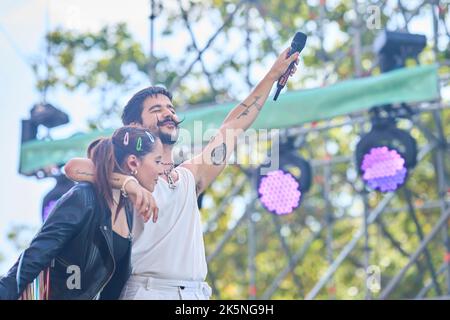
top-left (130, 166), bottom-right (207, 281)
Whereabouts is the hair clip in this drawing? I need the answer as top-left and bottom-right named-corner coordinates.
top-left (145, 131), bottom-right (155, 143)
top-left (136, 137), bottom-right (143, 152)
top-left (123, 132), bottom-right (129, 146)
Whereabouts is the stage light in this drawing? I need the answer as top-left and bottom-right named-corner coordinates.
top-left (361, 146), bottom-right (408, 192)
top-left (257, 150), bottom-right (312, 215)
top-left (30, 103), bottom-right (69, 129)
top-left (356, 106), bottom-right (417, 193)
top-left (374, 31), bottom-right (426, 72)
top-left (258, 169), bottom-right (301, 215)
top-left (19, 102), bottom-right (70, 177)
top-left (20, 119), bottom-right (38, 143)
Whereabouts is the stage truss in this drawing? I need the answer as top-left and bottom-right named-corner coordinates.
top-left (147, 0), bottom-right (450, 299)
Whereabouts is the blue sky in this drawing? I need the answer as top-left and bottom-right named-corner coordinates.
top-left (0, 0), bottom-right (447, 274)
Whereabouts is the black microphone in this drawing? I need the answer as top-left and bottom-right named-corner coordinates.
top-left (273, 32), bottom-right (307, 101)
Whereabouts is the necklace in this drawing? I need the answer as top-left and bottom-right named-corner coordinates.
top-left (162, 162), bottom-right (176, 189)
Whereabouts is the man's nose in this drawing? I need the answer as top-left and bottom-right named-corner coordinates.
top-left (160, 107), bottom-right (173, 119)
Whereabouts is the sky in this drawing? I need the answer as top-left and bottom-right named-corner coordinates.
top-left (0, 0), bottom-right (447, 274)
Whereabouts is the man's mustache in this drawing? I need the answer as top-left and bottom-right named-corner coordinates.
top-left (156, 115), bottom-right (184, 128)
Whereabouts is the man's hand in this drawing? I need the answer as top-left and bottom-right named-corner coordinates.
top-left (125, 180), bottom-right (159, 223)
top-left (266, 47), bottom-right (300, 82)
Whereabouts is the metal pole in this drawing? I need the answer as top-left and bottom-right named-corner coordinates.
top-left (431, 0), bottom-right (439, 60)
top-left (248, 171), bottom-right (258, 300)
top-left (262, 221), bottom-right (324, 299)
top-left (416, 261), bottom-right (448, 299)
top-left (404, 188), bottom-right (442, 295)
top-left (432, 109), bottom-right (450, 295)
top-left (352, 0), bottom-right (363, 77)
top-left (204, 177), bottom-right (246, 233)
top-left (324, 162), bottom-right (336, 298)
top-left (148, 0), bottom-right (157, 84)
top-left (248, 210), bottom-right (257, 300)
top-left (362, 190), bottom-right (371, 299)
top-left (207, 200), bottom-right (253, 263)
top-left (380, 208), bottom-right (450, 299)
top-left (271, 215), bottom-right (304, 297)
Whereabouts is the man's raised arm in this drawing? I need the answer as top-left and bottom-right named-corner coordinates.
top-left (181, 48), bottom-right (300, 194)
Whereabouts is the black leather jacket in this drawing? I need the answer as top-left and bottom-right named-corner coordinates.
top-left (0, 182), bottom-right (133, 300)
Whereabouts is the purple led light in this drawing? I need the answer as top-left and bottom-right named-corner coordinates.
top-left (361, 146), bottom-right (407, 192)
top-left (258, 170), bottom-right (301, 215)
top-left (43, 200), bottom-right (57, 221)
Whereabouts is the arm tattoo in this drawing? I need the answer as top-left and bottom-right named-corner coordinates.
top-left (237, 96), bottom-right (263, 119)
top-left (210, 143), bottom-right (227, 165)
top-left (75, 169), bottom-right (94, 177)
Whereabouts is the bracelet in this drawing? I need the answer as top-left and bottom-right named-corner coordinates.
top-left (120, 176), bottom-right (139, 198)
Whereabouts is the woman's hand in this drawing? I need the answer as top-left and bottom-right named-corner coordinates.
top-left (125, 180), bottom-right (158, 223)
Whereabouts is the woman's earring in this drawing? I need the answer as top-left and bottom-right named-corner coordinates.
top-left (132, 169), bottom-right (138, 176)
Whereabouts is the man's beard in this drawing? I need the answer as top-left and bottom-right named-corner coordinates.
top-left (156, 116), bottom-right (181, 145)
top-left (158, 128), bottom-right (179, 145)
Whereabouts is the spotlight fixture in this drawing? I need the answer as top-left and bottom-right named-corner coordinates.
top-left (257, 147), bottom-right (312, 215)
top-left (356, 105), bottom-right (417, 192)
top-left (374, 31), bottom-right (426, 72)
top-left (30, 103), bottom-right (69, 129)
top-left (19, 102), bottom-right (70, 177)
top-left (20, 119), bottom-right (38, 143)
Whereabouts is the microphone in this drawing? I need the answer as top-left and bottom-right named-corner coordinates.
top-left (273, 32), bottom-right (307, 101)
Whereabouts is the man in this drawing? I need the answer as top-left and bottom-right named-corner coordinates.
top-left (64, 47), bottom-right (299, 299)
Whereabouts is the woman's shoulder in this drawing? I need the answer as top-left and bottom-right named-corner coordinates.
top-left (72, 181), bottom-right (95, 192)
top-left (43, 182), bottom-right (98, 226)
top-left (60, 181), bottom-right (97, 206)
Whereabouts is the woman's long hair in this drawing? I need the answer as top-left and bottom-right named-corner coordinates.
top-left (89, 126), bottom-right (158, 220)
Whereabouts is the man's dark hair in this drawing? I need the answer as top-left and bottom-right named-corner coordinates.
top-left (121, 86), bottom-right (173, 125)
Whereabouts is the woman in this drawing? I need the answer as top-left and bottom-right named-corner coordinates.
top-left (0, 126), bottom-right (163, 300)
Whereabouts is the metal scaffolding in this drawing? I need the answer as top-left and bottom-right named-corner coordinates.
top-left (150, 0), bottom-right (449, 299)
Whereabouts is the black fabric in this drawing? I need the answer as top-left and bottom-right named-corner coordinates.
top-left (98, 232), bottom-right (131, 300)
top-left (113, 232), bottom-right (131, 263)
top-left (0, 182), bottom-right (134, 300)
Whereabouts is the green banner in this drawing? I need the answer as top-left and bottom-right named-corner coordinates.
top-left (20, 64), bottom-right (439, 175)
